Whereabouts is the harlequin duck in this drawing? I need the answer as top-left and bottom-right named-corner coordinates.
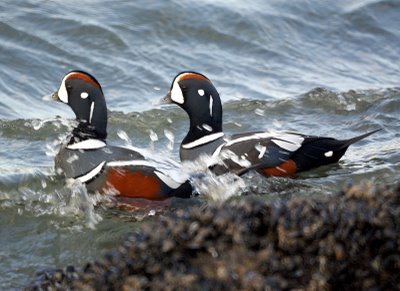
top-left (163, 71), bottom-right (380, 177)
top-left (51, 71), bottom-right (192, 200)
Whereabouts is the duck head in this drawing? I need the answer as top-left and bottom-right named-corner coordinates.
top-left (164, 72), bottom-right (223, 142)
top-left (52, 71), bottom-right (107, 141)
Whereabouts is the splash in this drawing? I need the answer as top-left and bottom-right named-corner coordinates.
top-left (117, 129), bottom-right (132, 144)
top-left (164, 129), bottom-right (175, 151)
top-left (29, 180), bottom-right (106, 229)
top-left (116, 130), bottom-right (182, 169)
top-left (115, 130), bottom-right (246, 202)
top-left (29, 117), bottom-right (75, 132)
top-left (181, 155), bottom-right (246, 203)
top-left (0, 171), bottom-right (108, 229)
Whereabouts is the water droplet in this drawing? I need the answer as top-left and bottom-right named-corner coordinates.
top-left (255, 108), bottom-right (265, 116)
top-left (149, 130), bottom-right (158, 142)
top-left (41, 179), bottom-right (47, 189)
top-left (66, 154), bottom-right (79, 164)
top-left (164, 130), bottom-right (174, 151)
top-left (272, 119), bottom-right (282, 129)
top-left (117, 130), bottom-right (131, 144)
top-left (31, 120), bottom-right (43, 130)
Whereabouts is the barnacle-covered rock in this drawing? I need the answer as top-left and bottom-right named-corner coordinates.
top-left (25, 182), bottom-right (400, 290)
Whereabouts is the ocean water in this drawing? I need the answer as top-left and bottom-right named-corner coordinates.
top-left (0, 0), bottom-right (399, 289)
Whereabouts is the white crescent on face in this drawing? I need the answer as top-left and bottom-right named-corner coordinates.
top-left (57, 72), bottom-right (77, 104)
top-left (170, 76), bottom-right (185, 104)
top-left (170, 73), bottom-right (210, 105)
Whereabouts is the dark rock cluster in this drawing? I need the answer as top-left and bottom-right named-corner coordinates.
top-left (26, 182), bottom-right (400, 290)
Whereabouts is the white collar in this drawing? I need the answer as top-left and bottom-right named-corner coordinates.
top-left (182, 132), bottom-right (224, 149)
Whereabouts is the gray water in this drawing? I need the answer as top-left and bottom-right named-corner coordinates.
top-left (0, 0), bottom-right (399, 289)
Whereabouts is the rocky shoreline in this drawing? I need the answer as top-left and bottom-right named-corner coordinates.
top-left (26, 182), bottom-right (400, 290)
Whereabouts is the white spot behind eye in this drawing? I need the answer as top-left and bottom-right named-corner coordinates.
top-left (81, 92), bottom-right (89, 99)
top-left (324, 151), bottom-right (333, 157)
top-left (198, 89), bottom-right (205, 96)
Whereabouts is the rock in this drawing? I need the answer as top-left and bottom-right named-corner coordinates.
top-left (25, 182), bottom-right (400, 290)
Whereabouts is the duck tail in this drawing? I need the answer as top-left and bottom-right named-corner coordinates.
top-left (340, 128), bottom-right (382, 149)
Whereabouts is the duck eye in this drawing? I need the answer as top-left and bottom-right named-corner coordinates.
top-left (66, 84), bottom-right (72, 90)
top-left (180, 85), bottom-right (188, 94)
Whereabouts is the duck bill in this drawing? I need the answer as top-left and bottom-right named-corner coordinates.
top-left (41, 91), bottom-right (60, 102)
top-left (160, 91), bottom-right (173, 104)
top-left (51, 91), bottom-right (61, 102)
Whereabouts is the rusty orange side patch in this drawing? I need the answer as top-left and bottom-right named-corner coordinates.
top-left (102, 168), bottom-right (164, 200)
top-left (260, 159), bottom-right (297, 177)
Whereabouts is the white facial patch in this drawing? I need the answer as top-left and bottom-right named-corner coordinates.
top-left (198, 89), bottom-right (204, 96)
top-left (57, 73), bottom-right (75, 103)
top-left (81, 92), bottom-right (89, 99)
top-left (170, 79), bottom-right (184, 104)
top-left (324, 151), bottom-right (333, 157)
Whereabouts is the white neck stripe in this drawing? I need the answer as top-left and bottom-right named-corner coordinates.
top-left (89, 102), bottom-right (95, 124)
top-left (171, 78), bottom-right (184, 104)
top-left (182, 132), bottom-right (224, 149)
top-left (209, 95), bottom-right (213, 116)
top-left (67, 139), bottom-right (106, 150)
